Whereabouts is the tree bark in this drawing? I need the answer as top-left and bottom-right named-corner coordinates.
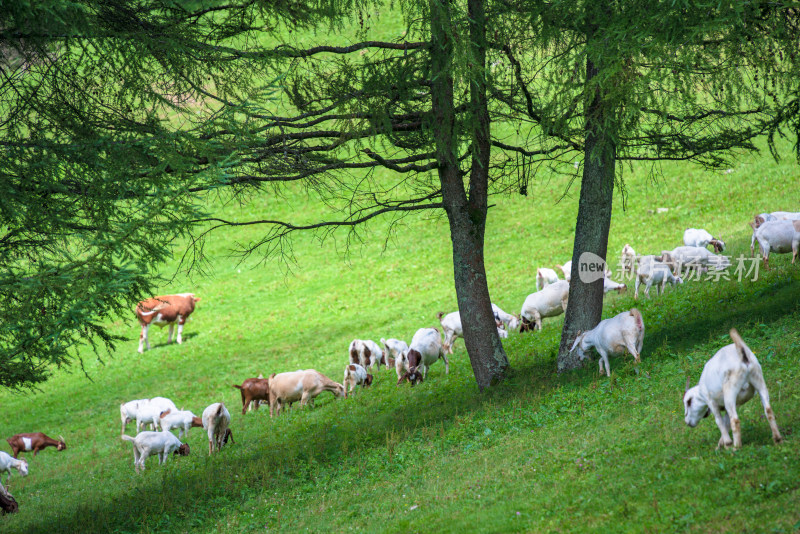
top-left (556, 48), bottom-right (617, 372)
top-left (429, 0), bottom-right (509, 388)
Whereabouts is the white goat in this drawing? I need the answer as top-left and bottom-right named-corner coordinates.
top-left (620, 244), bottom-right (637, 273)
top-left (683, 329), bottom-right (782, 449)
top-left (536, 268), bottom-right (560, 291)
top-left (603, 276), bottom-right (627, 294)
top-left (0, 452), bottom-right (28, 484)
top-left (158, 409), bottom-right (203, 439)
top-left (570, 309), bottom-right (644, 376)
top-left (121, 430), bottom-right (190, 473)
top-left (380, 338), bottom-right (409, 363)
top-left (120, 398), bottom-right (149, 436)
top-left (135, 397), bottom-right (177, 433)
top-left (343, 363), bottom-right (373, 397)
top-left (437, 311), bottom-right (509, 353)
top-left (556, 261), bottom-right (572, 282)
top-left (202, 402), bottom-right (233, 455)
top-left (491, 303), bottom-right (519, 331)
top-left (519, 280), bottom-right (569, 332)
top-left (397, 327), bottom-right (449, 385)
top-left (683, 228), bottom-right (725, 253)
top-left (662, 246), bottom-right (730, 272)
top-left (634, 257), bottom-right (683, 300)
top-left (750, 219), bottom-right (800, 269)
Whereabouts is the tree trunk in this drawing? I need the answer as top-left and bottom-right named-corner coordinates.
top-left (429, 0), bottom-right (509, 389)
top-left (557, 51), bottom-right (617, 372)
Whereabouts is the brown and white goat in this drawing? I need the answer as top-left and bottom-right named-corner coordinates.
top-left (397, 327), bottom-right (448, 386)
top-left (6, 433), bottom-right (66, 458)
top-left (135, 293), bottom-right (200, 353)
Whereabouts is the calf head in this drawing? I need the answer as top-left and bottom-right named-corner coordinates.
top-left (174, 443), bottom-right (191, 456)
top-left (397, 368), bottom-right (423, 386)
top-left (191, 416), bottom-right (204, 428)
top-left (710, 239), bottom-right (725, 253)
top-left (364, 374), bottom-right (374, 387)
top-left (57, 436), bottom-right (67, 451)
top-left (222, 428), bottom-right (235, 445)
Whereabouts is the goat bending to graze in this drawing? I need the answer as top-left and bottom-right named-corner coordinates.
top-left (121, 431), bottom-right (190, 473)
top-left (536, 268), bottom-right (560, 291)
top-left (381, 338), bottom-right (409, 362)
top-left (749, 219), bottom-right (800, 269)
top-left (202, 402), bottom-right (234, 455)
top-left (158, 409), bottom-right (203, 440)
top-left (570, 309), bottom-right (645, 377)
top-left (268, 370), bottom-right (346, 417)
top-left (437, 311), bottom-right (508, 353)
top-left (0, 452), bottom-right (28, 485)
top-left (343, 364), bottom-right (373, 397)
top-left (492, 303), bottom-right (519, 331)
top-left (520, 280), bottom-right (569, 332)
top-left (683, 329), bottom-right (782, 450)
top-left (683, 228), bottom-right (725, 253)
top-left (6, 433), bottom-right (66, 458)
top-left (349, 339), bottom-right (388, 370)
top-left (397, 327), bottom-right (448, 386)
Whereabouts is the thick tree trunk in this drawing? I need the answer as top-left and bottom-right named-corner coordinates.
top-left (429, 0), bottom-right (508, 389)
top-left (557, 52), bottom-right (616, 372)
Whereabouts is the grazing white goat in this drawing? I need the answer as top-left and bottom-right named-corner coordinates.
top-left (202, 402), bottom-right (234, 455)
top-left (437, 311), bottom-right (509, 353)
top-left (536, 268), bottom-right (560, 291)
top-left (662, 246), bottom-right (730, 272)
top-left (268, 370), bottom-right (346, 417)
top-left (120, 398), bottom-right (148, 436)
top-left (0, 452), bottom-right (28, 484)
top-left (491, 303), bottom-right (519, 331)
top-left (634, 257), bottom-right (683, 300)
top-left (683, 329), bottom-right (782, 449)
top-left (519, 280), bottom-right (569, 332)
top-left (683, 228), bottom-right (725, 253)
top-left (397, 327), bottom-right (449, 385)
top-left (121, 430), bottom-right (190, 473)
top-left (556, 261), bottom-right (572, 282)
top-left (343, 363), bottom-right (373, 397)
top-left (158, 409), bottom-right (203, 439)
top-left (749, 219), bottom-right (800, 269)
top-left (570, 309), bottom-right (644, 376)
top-left (380, 338), bottom-right (409, 363)
top-left (348, 339), bottom-right (387, 370)
top-left (135, 397), bottom-right (177, 433)
top-left (603, 277), bottom-right (627, 294)
top-left (620, 244), bottom-right (637, 273)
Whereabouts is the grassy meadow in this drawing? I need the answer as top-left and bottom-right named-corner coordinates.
top-left (1, 134), bottom-right (799, 533)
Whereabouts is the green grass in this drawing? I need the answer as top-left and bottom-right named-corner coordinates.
top-left (1, 141), bottom-right (800, 533)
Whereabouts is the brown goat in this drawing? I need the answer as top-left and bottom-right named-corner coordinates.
top-left (6, 433), bottom-right (66, 458)
top-left (232, 376), bottom-right (273, 415)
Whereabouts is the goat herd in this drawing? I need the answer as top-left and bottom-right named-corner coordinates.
top-left (1, 213), bottom-right (795, 510)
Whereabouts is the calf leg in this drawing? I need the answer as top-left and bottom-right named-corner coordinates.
top-left (176, 317), bottom-right (185, 344)
top-left (441, 350), bottom-right (450, 375)
top-left (138, 324), bottom-right (150, 353)
top-left (750, 371), bottom-right (783, 444)
top-left (634, 277), bottom-right (641, 300)
top-left (623, 335), bottom-right (641, 364)
top-left (533, 310), bottom-right (542, 331)
top-left (722, 386), bottom-right (743, 449)
top-left (167, 324), bottom-right (174, 343)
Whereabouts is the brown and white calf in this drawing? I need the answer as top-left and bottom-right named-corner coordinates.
top-left (232, 377), bottom-right (272, 415)
top-left (135, 293), bottom-right (200, 353)
top-left (397, 327), bottom-right (449, 386)
top-left (6, 433), bottom-right (66, 458)
top-left (348, 339), bottom-right (388, 370)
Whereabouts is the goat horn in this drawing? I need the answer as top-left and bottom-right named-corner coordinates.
top-left (685, 376), bottom-right (691, 393)
top-left (59, 435), bottom-right (65, 443)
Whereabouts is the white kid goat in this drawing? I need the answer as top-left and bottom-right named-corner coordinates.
top-left (749, 219), bottom-right (800, 269)
top-left (683, 329), bottom-right (782, 450)
top-left (570, 309), bottom-right (644, 376)
top-left (683, 228), bottom-right (725, 253)
top-left (121, 431), bottom-right (190, 473)
top-left (0, 452), bottom-right (28, 485)
top-left (519, 280), bottom-right (569, 332)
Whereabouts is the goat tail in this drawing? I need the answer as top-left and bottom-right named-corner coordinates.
top-left (121, 435), bottom-right (135, 442)
top-left (729, 328), bottom-right (750, 364)
top-left (380, 338), bottom-right (386, 345)
top-left (215, 403), bottom-right (224, 418)
top-left (436, 311), bottom-right (445, 321)
top-left (629, 308), bottom-right (644, 331)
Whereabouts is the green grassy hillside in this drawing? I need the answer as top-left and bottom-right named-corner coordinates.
top-left (1, 142), bottom-right (799, 532)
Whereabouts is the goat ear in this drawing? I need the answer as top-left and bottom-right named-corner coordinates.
top-left (685, 376), bottom-right (691, 393)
